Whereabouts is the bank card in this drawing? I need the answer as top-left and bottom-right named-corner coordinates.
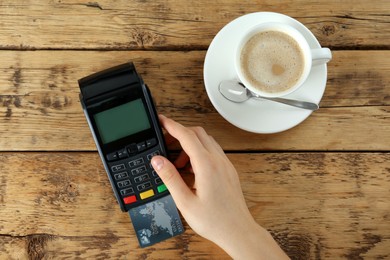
top-left (128, 194), bottom-right (184, 247)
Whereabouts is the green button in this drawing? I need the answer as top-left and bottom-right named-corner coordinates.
top-left (157, 184), bottom-right (167, 193)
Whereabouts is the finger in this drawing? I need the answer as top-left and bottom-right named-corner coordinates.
top-left (208, 135), bottom-right (225, 154)
top-left (159, 115), bottom-right (206, 160)
top-left (174, 150), bottom-right (190, 169)
top-left (189, 126), bottom-right (216, 153)
top-left (163, 131), bottom-right (177, 146)
top-left (151, 155), bottom-right (194, 208)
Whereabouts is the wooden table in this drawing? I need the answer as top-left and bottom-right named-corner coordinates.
top-left (1, 1), bottom-right (389, 259)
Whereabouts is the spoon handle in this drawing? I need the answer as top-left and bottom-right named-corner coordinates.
top-left (257, 96), bottom-right (319, 111)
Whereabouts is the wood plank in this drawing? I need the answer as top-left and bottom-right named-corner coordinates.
top-left (0, 152), bottom-right (389, 259)
top-left (0, 1), bottom-right (389, 50)
top-left (0, 50), bottom-right (389, 151)
top-left (0, 236), bottom-right (28, 259)
top-left (322, 51), bottom-right (390, 107)
top-left (0, 234), bottom-right (228, 259)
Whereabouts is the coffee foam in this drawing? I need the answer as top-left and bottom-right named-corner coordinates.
top-left (240, 31), bottom-right (305, 93)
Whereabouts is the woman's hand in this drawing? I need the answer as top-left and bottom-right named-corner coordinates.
top-left (151, 115), bottom-right (289, 260)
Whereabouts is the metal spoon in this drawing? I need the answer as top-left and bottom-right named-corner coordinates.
top-left (218, 80), bottom-right (319, 111)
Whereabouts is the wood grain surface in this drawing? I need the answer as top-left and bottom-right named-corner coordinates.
top-left (0, 1), bottom-right (389, 259)
top-left (0, 152), bottom-right (389, 259)
top-left (0, 51), bottom-right (389, 151)
top-left (0, 1), bottom-right (389, 50)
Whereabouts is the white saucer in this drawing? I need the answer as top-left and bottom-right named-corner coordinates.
top-left (203, 12), bottom-right (328, 133)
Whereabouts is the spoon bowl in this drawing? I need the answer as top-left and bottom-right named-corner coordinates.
top-left (219, 80), bottom-right (319, 111)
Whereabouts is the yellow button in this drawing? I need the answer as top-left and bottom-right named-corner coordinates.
top-left (140, 189), bottom-right (155, 200)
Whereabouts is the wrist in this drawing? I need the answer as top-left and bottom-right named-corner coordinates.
top-left (214, 219), bottom-right (288, 260)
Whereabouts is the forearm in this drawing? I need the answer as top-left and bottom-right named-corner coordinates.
top-left (215, 220), bottom-right (289, 260)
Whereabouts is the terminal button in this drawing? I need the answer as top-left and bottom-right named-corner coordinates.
top-left (107, 152), bottom-right (118, 161)
top-left (117, 179), bottom-right (131, 188)
top-left (114, 171), bottom-right (128, 180)
top-left (127, 143), bottom-right (138, 154)
top-left (123, 195), bottom-right (137, 205)
top-left (146, 138), bottom-right (157, 148)
top-left (134, 173), bottom-right (150, 183)
top-left (131, 166), bottom-right (147, 175)
top-left (111, 164), bottom-right (125, 172)
top-left (117, 148), bottom-right (128, 159)
top-left (147, 150), bottom-right (160, 160)
top-left (137, 181), bottom-right (152, 191)
top-left (120, 187), bottom-right (134, 196)
top-left (140, 189), bottom-right (155, 200)
top-left (137, 142), bottom-right (147, 152)
top-left (157, 184), bottom-right (167, 193)
top-left (129, 158), bottom-right (144, 168)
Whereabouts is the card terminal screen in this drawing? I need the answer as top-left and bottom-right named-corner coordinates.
top-left (93, 99), bottom-right (151, 144)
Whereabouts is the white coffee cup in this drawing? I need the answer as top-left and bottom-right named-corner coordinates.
top-left (235, 22), bottom-right (332, 98)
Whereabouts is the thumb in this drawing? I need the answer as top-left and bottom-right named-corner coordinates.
top-left (151, 155), bottom-right (193, 208)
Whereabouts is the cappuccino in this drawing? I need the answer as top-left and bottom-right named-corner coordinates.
top-left (240, 30), bottom-right (305, 93)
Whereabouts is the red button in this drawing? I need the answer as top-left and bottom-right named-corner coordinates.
top-left (123, 195), bottom-right (137, 204)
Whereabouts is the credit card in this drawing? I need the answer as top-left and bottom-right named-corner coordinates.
top-left (128, 194), bottom-right (184, 247)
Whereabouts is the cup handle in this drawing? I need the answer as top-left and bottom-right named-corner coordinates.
top-left (311, 48), bottom-right (332, 66)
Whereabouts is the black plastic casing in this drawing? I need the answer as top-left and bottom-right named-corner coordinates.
top-left (78, 62), bottom-right (169, 212)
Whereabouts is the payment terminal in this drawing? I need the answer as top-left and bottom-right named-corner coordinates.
top-left (79, 62), bottom-right (184, 247)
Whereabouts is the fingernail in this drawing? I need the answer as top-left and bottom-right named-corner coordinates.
top-left (152, 157), bottom-right (164, 171)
